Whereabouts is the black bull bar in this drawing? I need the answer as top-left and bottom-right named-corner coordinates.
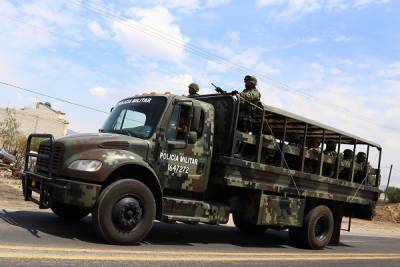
top-left (22, 134), bottom-right (100, 209)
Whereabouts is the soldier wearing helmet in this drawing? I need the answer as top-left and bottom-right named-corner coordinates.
top-left (238, 75), bottom-right (261, 105)
top-left (188, 83), bottom-right (200, 97)
top-left (232, 75), bottom-right (261, 132)
top-left (324, 140), bottom-right (337, 157)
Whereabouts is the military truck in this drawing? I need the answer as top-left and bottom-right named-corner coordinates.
top-left (22, 93), bottom-right (381, 249)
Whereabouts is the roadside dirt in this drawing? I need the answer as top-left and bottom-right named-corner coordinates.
top-left (0, 170), bottom-right (37, 211)
top-left (374, 203), bottom-right (400, 224)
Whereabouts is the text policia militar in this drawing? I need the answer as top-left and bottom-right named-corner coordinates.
top-left (159, 152), bottom-right (199, 174)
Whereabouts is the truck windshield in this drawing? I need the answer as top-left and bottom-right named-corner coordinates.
top-left (101, 96), bottom-right (167, 139)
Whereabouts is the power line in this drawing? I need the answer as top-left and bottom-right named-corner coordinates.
top-left (2, 2), bottom-right (397, 133)
top-left (69, 0), bottom-right (399, 133)
top-left (0, 81), bottom-right (108, 114)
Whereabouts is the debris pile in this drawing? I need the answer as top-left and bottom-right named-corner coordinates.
top-left (374, 203), bottom-right (400, 224)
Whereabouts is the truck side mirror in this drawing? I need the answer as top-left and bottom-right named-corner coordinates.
top-left (191, 106), bottom-right (201, 132)
top-left (110, 107), bottom-right (114, 113)
top-left (188, 131), bottom-right (198, 144)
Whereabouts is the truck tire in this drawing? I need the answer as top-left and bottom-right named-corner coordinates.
top-left (51, 202), bottom-right (89, 221)
top-left (233, 212), bottom-right (267, 234)
top-left (92, 179), bottom-right (156, 244)
top-left (302, 205), bottom-right (334, 249)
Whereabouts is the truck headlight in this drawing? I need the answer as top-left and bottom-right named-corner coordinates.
top-left (68, 160), bottom-right (102, 172)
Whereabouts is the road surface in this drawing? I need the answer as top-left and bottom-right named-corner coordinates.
top-left (0, 209), bottom-right (399, 267)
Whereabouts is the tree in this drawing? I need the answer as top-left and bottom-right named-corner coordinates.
top-left (386, 187), bottom-right (400, 203)
top-left (0, 108), bottom-right (20, 153)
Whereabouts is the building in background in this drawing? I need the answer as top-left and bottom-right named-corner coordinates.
top-left (0, 102), bottom-right (69, 138)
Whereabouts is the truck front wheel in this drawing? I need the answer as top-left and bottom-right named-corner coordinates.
top-left (92, 179), bottom-right (156, 244)
top-left (233, 212), bottom-right (267, 234)
top-left (51, 202), bottom-right (90, 221)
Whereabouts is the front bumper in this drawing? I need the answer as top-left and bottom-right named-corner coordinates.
top-left (22, 171), bottom-right (101, 209)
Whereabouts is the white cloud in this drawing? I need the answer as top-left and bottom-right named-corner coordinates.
top-left (112, 6), bottom-right (189, 63)
top-left (256, 0), bottom-right (392, 21)
top-left (227, 31), bottom-right (240, 42)
top-left (334, 36), bottom-right (352, 42)
top-left (205, 0), bottom-right (232, 8)
top-left (203, 42), bottom-right (280, 76)
top-left (131, 0), bottom-right (231, 13)
top-left (0, 0), bottom-right (85, 49)
top-left (378, 62), bottom-right (400, 77)
top-left (300, 37), bottom-right (322, 43)
top-left (353, 0), bottom-right (391, 8)
top-left (88, 21), bottom-right (110, 38)
top-left (89, 86), bottom-right (110, 98)
top-left (141, 73), bottom-right (194, 96)
top-left (329, 68), bottom-right (343, 75)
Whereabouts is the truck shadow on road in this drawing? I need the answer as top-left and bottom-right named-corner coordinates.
top-left (0, 209), bottom-right (349, 250)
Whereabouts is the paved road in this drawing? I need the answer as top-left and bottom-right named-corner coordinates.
top-left (0, 209), bottom-right (399, 267)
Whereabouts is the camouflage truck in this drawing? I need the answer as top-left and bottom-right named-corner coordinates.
top-left (22, 93), bottom-right (381, 249)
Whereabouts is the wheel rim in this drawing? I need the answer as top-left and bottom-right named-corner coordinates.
top-left (314, 216), bottom-right (329, 241)
top-left (112, 197), bottom-right (143, 232)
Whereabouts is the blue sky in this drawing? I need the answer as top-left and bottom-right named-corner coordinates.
top-left (1, 0), bottom-right (400, 185)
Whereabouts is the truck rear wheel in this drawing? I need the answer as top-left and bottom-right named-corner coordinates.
top-left (302, 205), bottom-right (334, 249)
top-left (92, 179), bottom-right (156, 244)
top-left (51, 202), bottom-right (89, 221)
top-left (233, 212), bottom-right (267, 234)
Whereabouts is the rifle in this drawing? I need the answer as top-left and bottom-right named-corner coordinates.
top-left (211, 83), bottom-right (227, 94)
top-left (211, 83), bottom-right (238, 96)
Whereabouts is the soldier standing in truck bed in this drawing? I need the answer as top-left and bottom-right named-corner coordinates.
top-left (232, 75), bottom-right (261, 132)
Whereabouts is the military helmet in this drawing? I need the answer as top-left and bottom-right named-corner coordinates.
top-left (244, 75), bottom-right (257, 86)
top-left (188, 83), bottom-right (199, 92)
top-left (326, 140), bottom-right (336, 150)
top-left (356, 152), bottom-right (367, 163)
top-left (343, 149), bottom-right (353, 160)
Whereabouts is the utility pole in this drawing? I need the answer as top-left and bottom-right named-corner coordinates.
top-left (383, 164), bottom-right (393, 203)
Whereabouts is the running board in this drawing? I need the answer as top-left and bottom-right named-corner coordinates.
top-left (162, 197), bottom-right (230, 225)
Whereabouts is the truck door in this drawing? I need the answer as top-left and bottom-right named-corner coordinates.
top-left (158, 100), bottom-right (214, 193)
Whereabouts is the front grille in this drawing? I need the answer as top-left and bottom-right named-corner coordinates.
top-left (36, 142), bottom-right (64, 175)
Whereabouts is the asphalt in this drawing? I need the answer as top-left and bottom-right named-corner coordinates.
top-left (0, 209), bottom-right (399, 267)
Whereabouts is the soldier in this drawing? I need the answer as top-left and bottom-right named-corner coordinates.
top-left (343, 149), bottom-right (353, 161)
top-left (354, 152), bottom-right (371, 184)
top-left (235, 75), bottom-right (261, 105)
top-left (324, 141), bottom-right (337, 157)
top-left (188, 83), bottom-right (200, 96)
top-left (322, 141), bottom-right (337, 177)
top-left (232, 75), bottom-right (261, 132)
top-left (356, 152), bottom-right (367, 164)
top-left (339, 149), bottom-right (353, 181)
top-left (304, 138), bottom-right (321, 174)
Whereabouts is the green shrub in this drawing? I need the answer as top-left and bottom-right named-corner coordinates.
top-left (386, 187), bottom-right (400, 203)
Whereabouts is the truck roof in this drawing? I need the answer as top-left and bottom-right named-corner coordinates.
top-left (262, 103), bottom-right (381, 148)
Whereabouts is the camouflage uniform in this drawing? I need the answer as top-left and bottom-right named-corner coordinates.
top-left (188, 83), bottom-right (200, 96)
top-left (354, 152), bottom-right (373, 184)
top-left (304, 138), bottom-right (321, 174)
top-left (339, 149), bottom-right (353, 181)
top-left (238, 75), bottom-right (261, 132)
top-left (322, 141), bottom-right (337, 177)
